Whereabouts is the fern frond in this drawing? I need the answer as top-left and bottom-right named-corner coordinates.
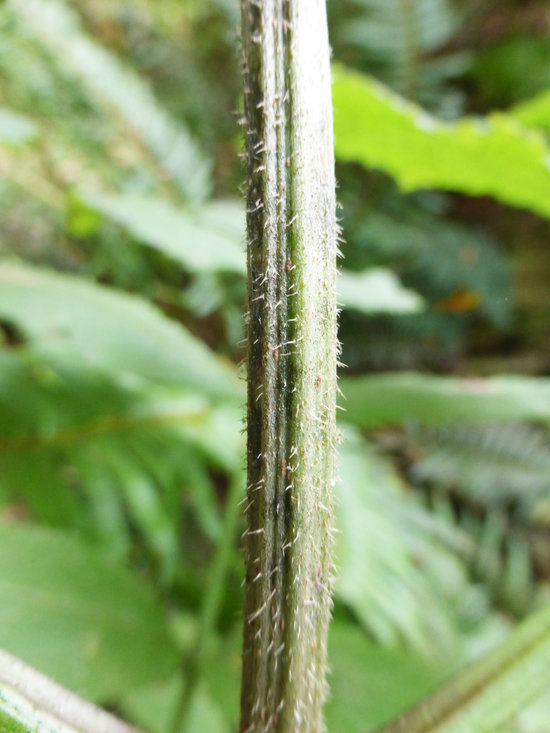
top-left (7, 0), bottom-right (212, 203)
top-left (334, 0), bottom-right (467, 113)
top-left (396, 422), bottom-right (550, 614)
top-left (420, 495), bottom-right (534, 618)
top-left (0, 347), bottom-right (242, 576)
top-left (0, 260), bottom-right (243, 577)
top-left (351, 209), bottom-right (510, 325)
top-left (409, 423), bottom-right (550, 511)
top-left (336, 427), bottom-right (471, 653)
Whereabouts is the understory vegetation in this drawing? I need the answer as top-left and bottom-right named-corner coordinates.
top-left (2, 0), bottom-right (550, 731)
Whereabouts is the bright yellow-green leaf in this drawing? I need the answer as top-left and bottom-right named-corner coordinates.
top-left (511, 89), bottom-right (550, 134)
top-left (333, 64), bottom-right (550, 219)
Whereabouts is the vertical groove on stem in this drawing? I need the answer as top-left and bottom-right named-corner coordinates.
top-left (240, 0), bottom-right (338, 730)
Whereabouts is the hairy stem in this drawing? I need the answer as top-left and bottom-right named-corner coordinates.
top-left (239, 1), bottom-right (338, 731)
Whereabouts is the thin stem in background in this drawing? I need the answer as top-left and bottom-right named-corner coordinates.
top-left (170, 471), bottom-right (244, 733)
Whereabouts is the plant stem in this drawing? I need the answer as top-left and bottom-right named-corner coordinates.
top-left (170, 472), bottom-right (244, 733)
top-left (0, 648), bottom-right (140, 733)
top-left (239, 1), bottom-right (338, 731)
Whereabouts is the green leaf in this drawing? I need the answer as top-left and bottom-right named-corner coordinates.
top-left (332, 64), bottom-right (550, 220)
top-left (82, 192), bottom-right (246, 276)
top-left (82, 192), bottom-right (426, 315)
top-left (0, 522), bottom-right (178, 701)
top-left (325, 621), bottom-right (450, 733)
top-left (511, 89), bottom-right (550, 134)
top-left (338, 268), bottom-right (424, 314)
top-left (83, 192), bottom-right (424, 316)
top-left (121, 624), bottom-right (242, 733)
top-left (0, 648), bottom-right (141, 733)
top-left (0, 109), bottom-right (38, 146)
top-left (340, 373), bottom-right (550, 429)
top-left (375, 604), bottom-right (550, 732)
top-left (0, 260), bottom-right (241, 398)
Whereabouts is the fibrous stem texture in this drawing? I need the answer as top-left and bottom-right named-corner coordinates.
top-left (240, 0), bottom-right (338, 731)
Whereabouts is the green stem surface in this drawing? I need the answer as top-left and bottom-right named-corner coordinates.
top-left (239, 0), bottom-right (338, 731)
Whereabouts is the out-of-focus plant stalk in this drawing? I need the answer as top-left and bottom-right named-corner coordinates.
top-left (239, 0), bottom-right (338, 730)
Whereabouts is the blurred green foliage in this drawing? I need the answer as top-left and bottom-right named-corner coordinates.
top-left (1, 0), bottom-right (550, 731)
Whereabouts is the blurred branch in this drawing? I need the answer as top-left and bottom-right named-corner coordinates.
top-left (0, 647), bottom-right (142, 733)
